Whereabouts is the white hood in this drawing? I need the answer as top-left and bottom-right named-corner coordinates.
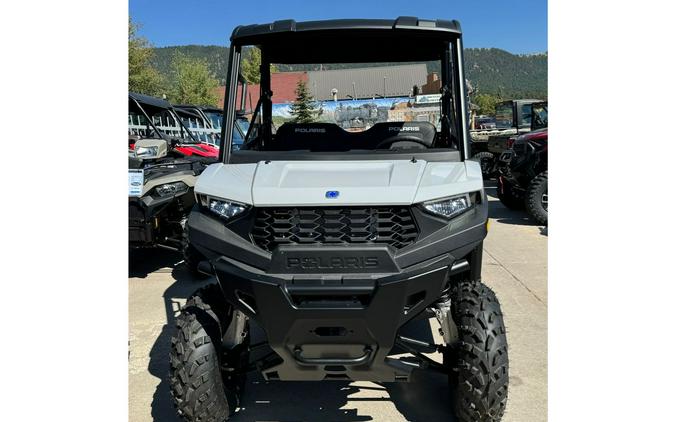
top-left (195, 160), bottom-right (483, 206)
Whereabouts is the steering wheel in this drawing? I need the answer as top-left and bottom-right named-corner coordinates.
top-left (375, 135), bottom-right (430, 150)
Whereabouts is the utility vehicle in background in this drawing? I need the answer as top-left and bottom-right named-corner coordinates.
top-left (128, 93), bottom-right (214, 273)
top-left (128, 150), bottom-right (209, 275)
top-left (174, 104), bottom-right (249, 150)
top-left (171, 17), bottom-right (509, 422)
top-left (470, 98), bottom-right (542, 178)
top-left (497, 101), bottom-right (548, 225)
top-left (128, 93), bottom-right (219, 160)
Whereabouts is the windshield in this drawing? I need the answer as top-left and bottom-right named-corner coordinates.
top-left (495, 103), bottom-right (513, 129)
top-left (128, 105), bottom-right (198, 144)
top-left (238, 57), bottom-right (456, 153)
top-left (532, 103), bottom-right (548, 130)
top-left (203, 111), bottom-right (222, 129)
top-left (520, 104), bottom-right (533, 128)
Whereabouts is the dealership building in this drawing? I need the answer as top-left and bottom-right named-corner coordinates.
top-left (217, 63), bottom-right (444, 107)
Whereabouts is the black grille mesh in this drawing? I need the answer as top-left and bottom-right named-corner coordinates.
top-left (251, 206), bottom-right (418, 252)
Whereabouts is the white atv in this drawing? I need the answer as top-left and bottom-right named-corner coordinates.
top-left (171, 17), bottom-right (509, 422)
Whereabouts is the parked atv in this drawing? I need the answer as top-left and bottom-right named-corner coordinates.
top-left (470, 99), bottom-right (543, 178)
top-left (496, 102), bottom-right (548, 224)
top-left (128, 93), bottom-right (213, 274)
top-left (128, 92), bottom-right (219, 160)
top-left (170, 17), bottom-right (509, 422)
top-left (174, 104), bottom-right (249, 151)
top-left (128, 146), bottom-right (210, 275)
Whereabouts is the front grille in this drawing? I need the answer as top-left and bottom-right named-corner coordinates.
top-left (251, 206), bottom-right (418, 252)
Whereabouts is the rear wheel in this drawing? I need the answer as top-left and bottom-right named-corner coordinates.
top-left (526, 171), bottom-right (548, 225)
top-left (497, 177), bottom-right (524, 210)
top-left (169, 284), bottom-right (242, 421)
top-left (445, 281), bottom-right (509, 422)
top-left (471, 152), bottom-right (496, 179)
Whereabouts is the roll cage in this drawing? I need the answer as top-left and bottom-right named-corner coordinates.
top-left (129, 92), bottom-right (199, 144)
top-left (218, 17), bottom-right (471, 163)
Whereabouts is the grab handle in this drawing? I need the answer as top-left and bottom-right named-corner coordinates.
top-left (293, 347), bottom-right (372, 366)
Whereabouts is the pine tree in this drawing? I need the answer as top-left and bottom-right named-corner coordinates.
top-left (289, 80), bottom-right (318, 123)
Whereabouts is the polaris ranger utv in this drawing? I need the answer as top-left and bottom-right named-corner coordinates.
top-left (171, 17), bottom-right (509, 422)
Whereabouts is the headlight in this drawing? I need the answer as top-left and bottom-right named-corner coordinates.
top-left (421, 193), bottom-right (473, 219)
top-left (135, 146), bottom-right (159, 158)
top-left (199, 194), bottom-right (249, 221)
top-left (154, 182), bottom-right (188, 197)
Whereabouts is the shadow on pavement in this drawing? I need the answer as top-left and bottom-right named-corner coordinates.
top-left (386, 370), bottom-right (456, 422)
top-left (487, 202), bottom-right (540, 227)
top-left (147, 263), bottom-right (212, 422)
top-left (233, 377), bottom-right (373, 421)
top-left (231, 316), bottom-right (455, 422)
top-left (484, 180), bottom-right (547, 230)
top-left (129, 248), bottom-right (183, 278)
top-left (145, 267), bottom-right (458, 421)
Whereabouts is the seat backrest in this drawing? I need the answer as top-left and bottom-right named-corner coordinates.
top-left (272, 123), bottom-right (349, 151)
top-left (362, 121), bottom-right (437, 148)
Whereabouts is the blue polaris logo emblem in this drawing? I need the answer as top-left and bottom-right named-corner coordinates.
top-left (325, 190), bottom-right (339, 199)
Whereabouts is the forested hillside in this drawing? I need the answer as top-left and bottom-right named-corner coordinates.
top-left (151, 46), bottom-right (547, 99)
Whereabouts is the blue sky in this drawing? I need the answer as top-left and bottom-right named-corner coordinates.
top-left (129, 0), bottom-right (547, 54)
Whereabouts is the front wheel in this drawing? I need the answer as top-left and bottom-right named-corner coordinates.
top-left (471, 152), bottom-right (496, 179)
top-left (169, 284), bottom-right (240, 421)
top-left (445, 281), bottom-right (509, 421)
top-left (497, 177), bottom-right (524, 210)
top-left (526, 171), bottom-right (548, 225)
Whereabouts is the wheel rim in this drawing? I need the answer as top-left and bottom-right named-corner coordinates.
top-left (541, 193), bottom-right (548, 211)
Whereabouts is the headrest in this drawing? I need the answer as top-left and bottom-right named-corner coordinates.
top-left (364, 121), bottom-right (436, 146)
top-left (273, 123), bottom-right (349, 150)
top-left (275, 123), bottom-right (345, 138)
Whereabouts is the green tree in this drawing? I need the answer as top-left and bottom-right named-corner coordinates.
top-left (240, 47), bottom-right (278, 84)
top-left (289, 80), bottom-right (319, 124)
top-left (128, 19), bottom-right (164, 96)
top-left (472, 93), bottom-right (502, 116)
top-left (167, 52), bottom-right (219, 106)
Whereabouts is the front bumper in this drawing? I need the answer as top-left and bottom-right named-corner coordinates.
top-left (129, 197), bottom-right (155, 246)
top-left (212, 252), bottom-right (455, 382)
top-left (128, 189), bottom-right (195, 247)
top-left (190, 197), bottom-right (488, 381)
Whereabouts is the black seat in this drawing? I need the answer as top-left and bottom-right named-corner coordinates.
top-left (272, 123), bottom-right (350, 151)
top-left (362, 121), bottom-right (437, 148)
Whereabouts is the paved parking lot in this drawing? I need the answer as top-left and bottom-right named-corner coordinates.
top-left (129, 182), bottom-right (547, 421)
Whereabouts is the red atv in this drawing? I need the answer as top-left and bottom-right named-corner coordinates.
top-left (496, 102), bottom-right (548, 225)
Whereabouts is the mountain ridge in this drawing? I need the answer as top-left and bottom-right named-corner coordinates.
top-left (151, 45), bottom-right (547, 99)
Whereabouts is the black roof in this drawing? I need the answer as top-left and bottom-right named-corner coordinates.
top-left (232, 17), bottom-right (461, 40)
top-left (231, 17), bottom-right (462, 64)
top-left (175, 104), bottom-right (222, 113)
top-left (129, 92), bottom-right (171, 109)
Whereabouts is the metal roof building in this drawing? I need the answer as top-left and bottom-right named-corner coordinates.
top-left (306, 64), bottom-right (428, 101)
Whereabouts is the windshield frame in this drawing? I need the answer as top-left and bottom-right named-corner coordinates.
top-left (219, 29), bottom-right (469, 163)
